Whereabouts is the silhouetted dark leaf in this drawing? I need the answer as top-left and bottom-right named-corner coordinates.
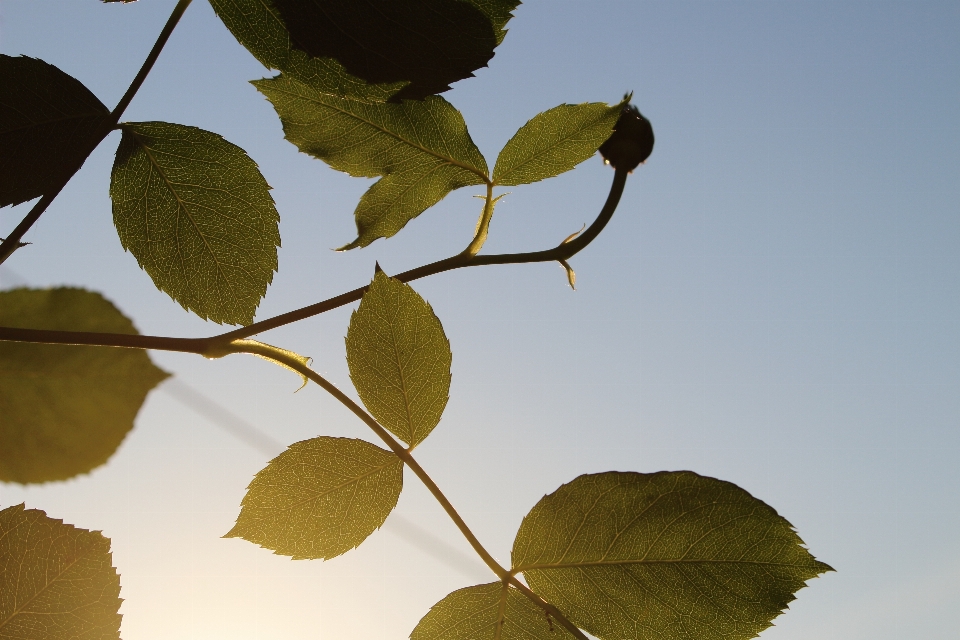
top-left (271, 0), bottom-right (506, 101)
top-left (493, 98), bottom-right (627, 186)
top-left (462, 0), bottom-right (521, 45)
top-left (346, 272), bottom-right (452, 447)
top-left (255, 75), bottom-right (487, 248)
top-left (110, 121), bottom-right (280, 325)
top-left (0, 504), bottom-right (122, 639)
top-left (0, 55), bottom-right (108, 208)
top-left (512, 471), bottom-right (833, 640)
top-left (412, 582), bottom-right (577, 640)
top-left (0, 288), bottom-right (169, 484)
top-left (208, 0), bottom-right (405, 102)
top-left (226, 437), bottom-right (403, 559)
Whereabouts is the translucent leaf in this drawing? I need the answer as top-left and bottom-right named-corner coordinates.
top-left (346, 272), bottom-right (452, 447)
top-left (412, 582), bottom-right (577, 640)
top-left (0, 55), bottom-right (108, 208)
top-left (492, 99), bottom-right (627, 187)
top-left (0, 504), bottom-right (122, 639)
top-left (225, 437), bottom-right (403, 560)
top-left (208, 0), bottom-right (405, 102)
top-left (255, 75), bottom-right (487, 248)
top-left (109, 121), bottom-right (280, 326)
top-left (512, 471), bottom-right (833, 640)
top-left (269, 0), bottom-right (504, 101)
top-left (0, 288), bottom-right (169, 484)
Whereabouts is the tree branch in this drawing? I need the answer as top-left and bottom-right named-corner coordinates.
top-left (0, 0), bottom-right (194, 265)
top-left (226, 341), bottom-right (589, 640)
top-left (0, 167), bottom-right (629, 353)
top-left (226, 340), bottom-right (509, 579)
top-left (214, 167), bottom-right (629, 343)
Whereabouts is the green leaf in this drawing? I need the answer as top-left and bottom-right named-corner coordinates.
top-left (462, 0), bottom-right (522, 45)
top-left (225, 437), bottom-right (403, 560)
top-left (0, 55), bottom-right (108, 208)
top-left (346, 271), bottom-right (452, 447)
top-left (0, 287), bottom-right (169, 484)
top-left (255, 75), bottom-right (488, 249)
top-left (492, 99), bottom-right (627, 187)
top-left (208, 0), bottom-right (404, 102)
top-left (0, 504), bottom-right (122, 639)
top-left (268, 0), bottom-right (504, 101)
top-left (109, 121), bottom-right (280, 326)
top-left (412, 582), bottom-right (577, 640)
top-left (512, 471), bottom-right (833, 640)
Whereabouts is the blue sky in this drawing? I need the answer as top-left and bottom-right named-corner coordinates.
top-left (2, 1), bottom-right (959, 638)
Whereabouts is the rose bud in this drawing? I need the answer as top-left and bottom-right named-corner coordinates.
top-left (599, 102), bottom-right (654, 172)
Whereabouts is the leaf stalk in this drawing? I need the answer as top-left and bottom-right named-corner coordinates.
top-left (462, 182), bottom-right (497, 256)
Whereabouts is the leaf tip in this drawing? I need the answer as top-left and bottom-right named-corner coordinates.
top-left (335, 238), bottom-right (363, 252)
top-left (816, 559), bottom-right (836, 574)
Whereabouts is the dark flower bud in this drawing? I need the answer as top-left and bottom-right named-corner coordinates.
top-left (599, 102), bottom-right (654, 172)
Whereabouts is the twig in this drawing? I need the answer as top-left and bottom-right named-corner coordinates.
top-left (0, 168), bottom-right (629, 353)
top-left (0, 0), bottom-right (195, 265)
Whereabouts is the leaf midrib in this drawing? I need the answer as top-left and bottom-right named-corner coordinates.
top-left (515, 558), bottom-right (818, 573)
top-left (387, 295), bottom-right (418, 445)
top-left (268, 82), bottom-right (489, 182)
top-left (128, 128), bottom-right (236, 307)
top-left (493, 582), bottom-right (509, 640)
top-left (275, 455), bottom-right (400, 511)
top-left (0, 533), bottom-right (94, 631)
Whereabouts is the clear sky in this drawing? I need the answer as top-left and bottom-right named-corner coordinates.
top-left (2, 1), bottom-right (959, 638)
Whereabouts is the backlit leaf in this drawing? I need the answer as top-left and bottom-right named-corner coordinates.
top-left (270, 0), bottom-right (503, 101)
top-left (225, 437), bottom-right (403, 559)
top-left (0, 288), bottom-right (169, 484)
top-left (346, 272), bottom-right (452, 447)
top-left (255, 75), bottom-right (487, 249)
top-left (0, 504), bottom-right (122, 640)
top-left (412, 582), bottom-right (577, 640)
top-left (463, 0), bottom-right (522, 45)
top-left (0, 55), bottom-right (108, 208)
top-left (208, 0), bottom-right (404, 102)
top-left (512, 471), bottom-right (833, 640)
top-left (492, 99), bottom-right (626, 187)
top-left (110, 121), bottom-right (280, 326)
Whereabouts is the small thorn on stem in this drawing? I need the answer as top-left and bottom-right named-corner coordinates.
top-left (561, 224), bottom-right (586, 245)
